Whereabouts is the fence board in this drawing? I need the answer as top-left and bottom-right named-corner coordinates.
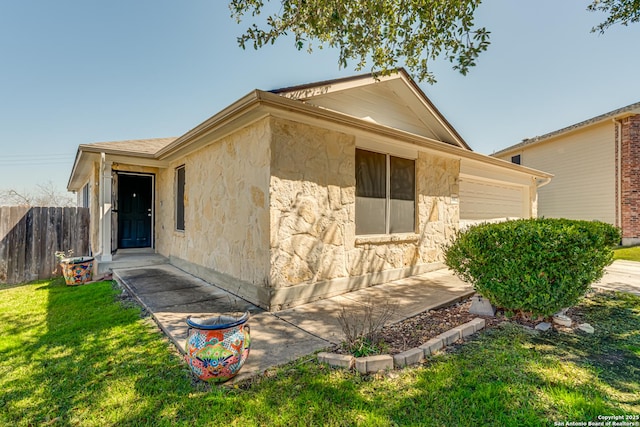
top-left (36, 208), bottom-right (49, 280)
top-left (0, 206), bottom-right (90, 284)
top-left (0, 209), bottom-right (7, 282)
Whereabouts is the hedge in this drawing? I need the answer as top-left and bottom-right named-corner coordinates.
top-left (443, 218), bottom-right (620, 317)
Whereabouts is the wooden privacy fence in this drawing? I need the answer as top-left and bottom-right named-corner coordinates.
top-left (0, 207), bottom-right (90, 284)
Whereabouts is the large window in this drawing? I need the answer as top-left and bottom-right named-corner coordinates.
top-left (175, 165), bottom-right (185, 231)
top-left (355, 148), bottom-right (415, 235)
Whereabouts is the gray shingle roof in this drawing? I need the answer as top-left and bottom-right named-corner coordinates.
top-left (80, 137), bottom-right (178, 156)
top-left (494, 101), bottom-right (640, 156)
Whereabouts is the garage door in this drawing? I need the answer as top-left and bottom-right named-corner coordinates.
top-left (460, 179), bottom-right (526, 220)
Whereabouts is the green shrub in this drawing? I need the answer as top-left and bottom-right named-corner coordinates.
top-left (443, 218), bottom-right (620, 317)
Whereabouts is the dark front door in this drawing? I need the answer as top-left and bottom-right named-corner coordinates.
top-left (118, 174), bottom-right (153, 249)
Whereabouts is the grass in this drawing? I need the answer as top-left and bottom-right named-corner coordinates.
top-left (614, 245), bottom-right (640, 262)
top-left (1, 278), bottom-right (639, 426)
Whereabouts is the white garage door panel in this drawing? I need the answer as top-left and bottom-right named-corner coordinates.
top-left (460, 180), bottom-right (525, 220)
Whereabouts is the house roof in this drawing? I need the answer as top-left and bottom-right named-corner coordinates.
top-left (493, 101), bottom-right (640, 157)
top-left (68, 71), bottom-right (551, 191)
top-left (80, 137), bottom-right (178, 157)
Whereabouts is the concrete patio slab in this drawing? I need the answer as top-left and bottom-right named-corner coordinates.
top-left (112, 258), bottom-right (640, 385)
top-left (274, 269), bottom-right (474, 345)
top-left (274, 295), bottom-right (356, 345)
top-left (113, 263), bottom-right (476, 382)
top-left (114, 264), bottom-right (330, 383)
top-left (340, 269), bottom-right (474, 322)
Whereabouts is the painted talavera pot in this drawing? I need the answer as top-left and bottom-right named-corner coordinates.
top-left (60, 256), bottom-right (94, 286)
top-left (185, 312), bottom-right (251, 383)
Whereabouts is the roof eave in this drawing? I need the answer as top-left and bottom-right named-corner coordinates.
top-left (397, 70), bottom-right (472, 151)
top-left (78, 144), bottom-right (159, 158)
top-left (115, 85), bottom-right (548, 181)
top-left (156, 90), bottom-right (263, 159)
top-left (67, 150), bottom-right (100, 192)
top-left (494, 103), bottom-right (640, 157)
top-left (258, 90), bottom-right (552, 179)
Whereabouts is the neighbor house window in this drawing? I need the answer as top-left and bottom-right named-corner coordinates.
top-left (175, 165), bottom-right (185, 231)
top-left (511, 154), bottom-right (521, 165)
top-left (355, 148), bottom-right (415, 235)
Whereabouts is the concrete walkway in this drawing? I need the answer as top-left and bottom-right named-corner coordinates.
top-left (113, 264), bottom-right (474, 383)
top-left (113, 259), bottom-right (640, 383)
top-left (597, 259), bottom-right (640, 295)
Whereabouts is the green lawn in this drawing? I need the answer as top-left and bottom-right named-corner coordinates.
top-left (1, 279), bottom-right (639, 426)
top-left (614, 245), bottom-right (640, 262)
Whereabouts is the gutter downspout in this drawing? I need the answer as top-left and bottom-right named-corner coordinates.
top-left (529, 176), bottom-right (552, 219)
top-left (614, 118), bottom-right (622, 229)
top-left (536, 176), bottom-right (552, 189)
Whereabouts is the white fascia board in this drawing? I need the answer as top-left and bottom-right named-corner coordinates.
top-left (105, 154), bottom-right (169, 169)
top-left (276, 73), bottom-right (401, 100)
top-left (67, 151), bottom-right (99, 192)
top-left (259, 93), bottom-right (552, 180)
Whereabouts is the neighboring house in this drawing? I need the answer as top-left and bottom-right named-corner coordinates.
top-left (67, 70), bottom-right (551, 311)
top-left (494, 102), bottom-right (640, 246)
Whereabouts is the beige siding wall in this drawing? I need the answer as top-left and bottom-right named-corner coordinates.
top-left (499, 123), bottom-right (615, 224)
top-left (155, 118), bottom-right (272, 288)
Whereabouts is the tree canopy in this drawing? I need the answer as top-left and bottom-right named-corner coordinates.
top-left (230, 1), bottom-right (639, 83)
top-left (588, 0), bottom-right (640, 33)
top-left (229, 0), bottom-right (489, 83)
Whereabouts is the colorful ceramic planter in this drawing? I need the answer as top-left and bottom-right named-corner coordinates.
top-left (60, 256), bottom-right (94, 286)
top-left (185, 312), bottom-right (251, 383)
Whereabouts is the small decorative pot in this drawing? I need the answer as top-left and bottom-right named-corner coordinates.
top-left (60, 256), bottom-right (94, 286)
top-left (185, 312), bottom-right (251, 383)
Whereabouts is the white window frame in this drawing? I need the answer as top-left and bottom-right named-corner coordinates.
top-left (81, 183), bottom-right (90, 208)
top-left (175, 165), bottom-right (185, 232)
top-left (355, 148), bottom-right (416, 235)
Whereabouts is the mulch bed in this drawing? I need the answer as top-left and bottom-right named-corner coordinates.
top-left (337, 296), bottom-right (567, 356)
top-left (378, 299), bottom-right (503, 354)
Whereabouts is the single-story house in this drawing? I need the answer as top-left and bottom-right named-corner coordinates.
top-left (493, 102), bottom-right (640, 246)
top-left (67, 69), bottom-right (551, 310)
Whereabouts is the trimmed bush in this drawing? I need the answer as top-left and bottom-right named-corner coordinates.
top-left (443, 218), bottom-right (620, 317)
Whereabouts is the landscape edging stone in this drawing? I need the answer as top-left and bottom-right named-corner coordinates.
top-left (317, 318), bottom-right (487, 373)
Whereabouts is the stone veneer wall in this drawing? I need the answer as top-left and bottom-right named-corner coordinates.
top-left (269, 118), bottom-right (356, 291)
top-left (621, 114), bottom-right (640, 245)
top-left (268, 117), bottom-right (460, 309)
top-left (155, 118), bottom-right (272, 302)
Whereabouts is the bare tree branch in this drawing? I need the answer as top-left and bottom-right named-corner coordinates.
top-left (0, 181), bottom-right (74, 207)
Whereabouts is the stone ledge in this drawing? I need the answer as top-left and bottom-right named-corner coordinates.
top-left (354, 233), bottom-right (420, 246)
top-left (317, 318), bottom-right (487, 373)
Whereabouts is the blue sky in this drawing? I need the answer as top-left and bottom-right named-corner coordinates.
top-left (1, 1), bottom-right (639, 196)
